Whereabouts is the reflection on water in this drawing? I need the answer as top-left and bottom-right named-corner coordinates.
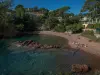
top-left (0, 35), bottom-right (100, 75)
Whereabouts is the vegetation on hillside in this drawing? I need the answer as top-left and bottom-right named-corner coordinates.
top-left (0, 0), bottom-right (15, 37)
top-left (0, 0), bottom-right (84, 38)
top-left (81, 0), bottom-right (100, 19)
top-left (1, 0), bottom-right (100, 39)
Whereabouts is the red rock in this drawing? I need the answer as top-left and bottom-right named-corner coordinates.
top-left (71, 64), bottom-right (89, 73)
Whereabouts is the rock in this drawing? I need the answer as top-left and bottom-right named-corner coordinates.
top-left (71, 64), bottom-right (89, 73)
top-left (89, 40), bottom-right (92, 42)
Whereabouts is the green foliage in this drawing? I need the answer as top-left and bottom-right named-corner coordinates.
top-left (16, 24), bottom-right (24, 31)
top-left (69, 16), bottom-right (80, 24)
top-left (87, 23), bottom-right (100, 29)
top-left (48, 6), bottom-right (70, 17)
top-left (39, 8), bottom-right (49, 14)
top-left (44, 17), bottom-right (59, 30)
top-left (38, 6), bottom-right (81, 33)
top-left (81, 30), bottom-right (97, 41)
top-left (0, 0), bottom-right (13, 9)
top-left (23, 15), bottom-right (40, 31)
top-left (87, 24), bottom-right (95, 29)
top-left (0, 0), bottom-right (15, 37)
top-left (14, 5), bottom-right (41, 32)
top-left (94, 23), bottom-right (100, 29)
top-left (56, 6), bottom-right (70, 17)
top-left (82, 30), bottom-right (100, 43)
top-left (0, 2), bottom-right (81, 37)
top-left (66, 23), bottom-right (83, 33)
top-left (15, 5), bottom-right (25, 18)
top-left (14, 14), bottom-right (40, 32)
top-left (82, 30), bottom-right (94, 36)
top-left (48, 11), bottom-right (57, 17)
top-left (62, 15), bottom-right (80, 27)
top-left (81, 0), bottom-right (100, 18)
top-left (54, 24), bottom-right (66, 32)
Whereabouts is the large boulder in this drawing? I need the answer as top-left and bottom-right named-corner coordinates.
top-left (71, 64), bottom-right (89, 73)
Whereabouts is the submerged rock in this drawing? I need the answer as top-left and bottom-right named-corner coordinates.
top-left (71, 64), bottom-right (89, 73)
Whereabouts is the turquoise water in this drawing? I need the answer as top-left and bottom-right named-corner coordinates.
top-left (0, 35), bottom-right (68, 75)
top-left (0, 35), bottom-right (100, 75)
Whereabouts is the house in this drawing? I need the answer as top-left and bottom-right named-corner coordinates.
top-left (81, 16), bottom-right (100, 28)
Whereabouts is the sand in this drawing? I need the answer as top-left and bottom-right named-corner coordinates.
top-left (31, 31), bottom-right (100, 56)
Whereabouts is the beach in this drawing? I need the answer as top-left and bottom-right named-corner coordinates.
top-left (31, 31), bottom-right (100, 56)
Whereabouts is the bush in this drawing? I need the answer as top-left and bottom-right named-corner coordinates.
top-left (54, 24), bottom-right (66, 32)
top-left (66, 23), bottom-right (83, 33)
top-left (16, 24), bottom-right (24, 31)
top-left (44, 17), bottom-right (59, 30)
top-left (81, 30), bottom-right (99, 41)
top-left (82, 30), bottom-right (94, 36)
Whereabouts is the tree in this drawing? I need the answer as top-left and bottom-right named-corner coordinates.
top-left (44, 17), bottom-right (59, 30)
top-left (15, 5), bottom-right (25, 18)
top-left (56, 6), bottom-right (70, 17)
top-left (66, 23), bottom-right (83, 33)
top-left (81, 0), bottom-right (100, 19)
top-left (0, 0), bottom-right (15, 37)
top-left (33, 6), bottom-right (38, 12)
top-left (54, 24), bottom-right (66, 32)
top-left (23, 14), bottom-right (41, 31)
top-left (39, 8), bottom-right (49, 14)
top-left (48, 10), bottom-right (57, 17)
top-left (0, 0), bottom-right (13, 9)
top-left (48, 6), bottom-right (70, 17)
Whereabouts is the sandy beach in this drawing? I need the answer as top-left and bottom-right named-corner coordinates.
top-left (31, 31), bottom-right (100, 56)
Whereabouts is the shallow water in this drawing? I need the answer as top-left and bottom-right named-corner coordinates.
top-left (0, 35), bottom-right (100, 75)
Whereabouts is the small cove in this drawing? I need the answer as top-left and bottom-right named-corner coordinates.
top-left (0, 34), bottom-right (100, 75)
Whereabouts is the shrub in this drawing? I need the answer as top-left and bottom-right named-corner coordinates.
top-left (82, 30), bottom-right (94, 36)
top-left (16, 24), bottom-right (24, 31)
top-left (54, 25), bottom-right (66, 32)
top-left (81, 30), bottom-right (98, 41)
top-left (66, 23), bottom-right (83, 33)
